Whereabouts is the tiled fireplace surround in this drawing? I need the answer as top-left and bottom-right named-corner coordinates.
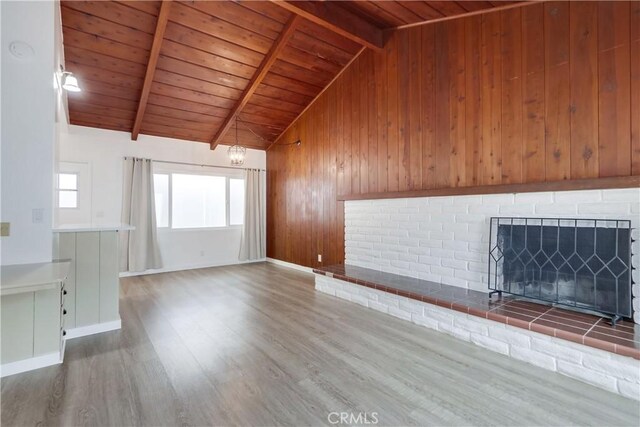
top-left (313, 188), bottom-right (640, 400)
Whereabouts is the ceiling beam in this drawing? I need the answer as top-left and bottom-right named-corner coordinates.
top-left (269, 1), bottom-right (384, 51)
top-left (210, 15), bottom-right (300, 150)
top-left (394, 1), bottom-right (542, 30)
top-left (131, 0), bottom-right (172, 141)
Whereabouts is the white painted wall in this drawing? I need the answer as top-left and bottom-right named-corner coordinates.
top-left (58, 125), bottom-right (266, 274)
top-left (1, 1), bottom-right (58, 265)
top-left (345, 189), bottom-right (640, 323)
top-left (53, 0), bottom-right (69, 228)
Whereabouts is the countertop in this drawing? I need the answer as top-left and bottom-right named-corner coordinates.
top-left (53, 223), bottom-right (135, 233)
top-left (1, 261), bottom-right (71, 296)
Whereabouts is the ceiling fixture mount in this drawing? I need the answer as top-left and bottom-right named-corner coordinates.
top-left (8, 40), bottom-right (34, 60)
top-left (227, 116), bottom-right (246, 166)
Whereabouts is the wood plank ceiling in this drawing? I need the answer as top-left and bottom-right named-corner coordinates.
top-left (61, 0), bottom-right (524, 150)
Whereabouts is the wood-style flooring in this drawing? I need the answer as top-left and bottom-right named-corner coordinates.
top-left (1, 262), bottom-right (638, 426)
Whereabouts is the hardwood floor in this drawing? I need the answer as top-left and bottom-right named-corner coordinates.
top-left (1, 262), bottom-right (638, 426)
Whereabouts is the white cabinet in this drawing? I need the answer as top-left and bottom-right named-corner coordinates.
top-left (0, 261), bottom-right (70, 377)
top-left (99, 231), bottom-right (120, 323)
top-left (74, 231), bottom-right (100, 327)
top-left (53, 226), bottom-right (129, 338)
top-left (1, 221), bottom-right (129, 377)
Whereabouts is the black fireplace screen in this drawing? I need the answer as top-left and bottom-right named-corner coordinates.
top-left (488, 217), bottom-right (633, 321)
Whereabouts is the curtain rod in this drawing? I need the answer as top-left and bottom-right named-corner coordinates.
top-left (124, 157), bottom-right (265, 172)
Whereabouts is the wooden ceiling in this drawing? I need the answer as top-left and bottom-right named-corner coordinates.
top-left (61, 0), bottom-right (525, 150)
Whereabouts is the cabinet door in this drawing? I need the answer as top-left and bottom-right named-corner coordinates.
top-left (99, 231), bottom-right (120, 322)
top-left (55, 233), bottom-right (76, 329)
top-left (34, 288), bottom-right (61, 356)
top-left (76, 232), bottom-right (100, 326)
top-left (1, 293), bottom-right (34, 363)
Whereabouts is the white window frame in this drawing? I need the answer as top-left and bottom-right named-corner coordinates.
top-left (57, 172), bottom-right (79, 209)
top-left (153, 166), bottom-right (244, 232)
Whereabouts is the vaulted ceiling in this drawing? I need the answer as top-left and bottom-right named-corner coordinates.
top-left (61, 0), bottom-right (524, 150)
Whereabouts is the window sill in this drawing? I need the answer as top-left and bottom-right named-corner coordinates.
top-left (157, 225), bottom-right (243, 233)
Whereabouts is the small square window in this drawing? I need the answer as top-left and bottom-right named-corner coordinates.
top-left (59, 191), bottom-right (78, 208)
top-left (58, 173), bottom-right (77, 190)
top-left (58, 173), bottom-right (78, 208)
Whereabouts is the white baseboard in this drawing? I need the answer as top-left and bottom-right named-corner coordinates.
top-left (0, 352), bottom-right (61, 378)
top-left (266, 257), bottom-right (314, 274)
top-left (120, 259), bottom-right (265, 277)
top-left (65, 319), bottom-right (121, 340)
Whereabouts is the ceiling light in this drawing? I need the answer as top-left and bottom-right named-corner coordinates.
top-left (228, 145), bottom-right (246, 166)
top-left (61, 72), bottom-right (81, 92)
top-left (228, 116), bottom-right (246, 166)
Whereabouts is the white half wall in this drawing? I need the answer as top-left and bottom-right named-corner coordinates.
top-left (344, 189), bottom-right (640, 323)
top-left (1, 1), bottom-right (58, 265)
top-left (58, 125), bottom-right (266, 274)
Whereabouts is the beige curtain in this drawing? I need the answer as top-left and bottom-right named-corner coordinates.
top-left (239, 169), bottom-right (266, 261)
top-left (120, 157), bottom-right (162, 272)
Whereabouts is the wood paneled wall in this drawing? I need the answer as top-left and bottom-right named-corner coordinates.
top-left (267, 1), bottom-right (640, 268)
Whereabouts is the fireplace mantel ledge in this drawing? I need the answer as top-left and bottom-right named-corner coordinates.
top-left (337, 175), bottom-right (640, 201)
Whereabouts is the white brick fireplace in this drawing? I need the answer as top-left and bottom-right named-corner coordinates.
top-left (344, 188), bottom-right (640, 323)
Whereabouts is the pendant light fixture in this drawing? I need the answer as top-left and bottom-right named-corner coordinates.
top-left (227, 116), bottom-right (246, 166)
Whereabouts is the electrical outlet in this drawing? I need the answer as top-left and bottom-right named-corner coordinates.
top-left (318, 254), bottom-right (322, 263)
top-left (0, 222), bottom-right (10, 237)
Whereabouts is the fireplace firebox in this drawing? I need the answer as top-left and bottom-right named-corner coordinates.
top-left (488, 217), bottom-right (633, 325)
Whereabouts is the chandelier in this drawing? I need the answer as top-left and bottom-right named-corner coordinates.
top-left (227, 116), bottom-right (246, 166)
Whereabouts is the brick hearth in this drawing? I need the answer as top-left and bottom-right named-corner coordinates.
top-left (314, 264), bottom-right (640, 400)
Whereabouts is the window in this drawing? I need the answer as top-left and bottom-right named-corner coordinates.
top-left (172, 174), bottom-right (226, 228)
top-left (153, 171), bottom-right (244, 229)
top-left (57, 173), bottom-right (78, 208)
